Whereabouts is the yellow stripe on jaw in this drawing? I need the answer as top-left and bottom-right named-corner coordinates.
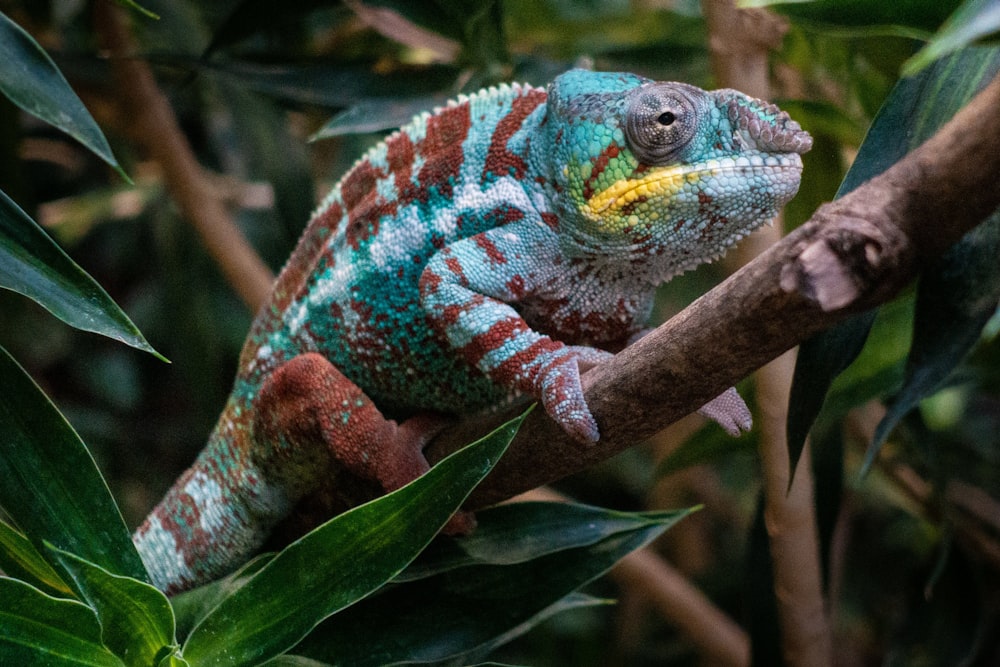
top-left (585, 163), bottom-right (711, 218)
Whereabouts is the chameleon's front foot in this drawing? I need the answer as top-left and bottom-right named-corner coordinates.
top-left (538, 353), bottom-right (752, 442)
top-left (537, 345), bottom-right (615, 444)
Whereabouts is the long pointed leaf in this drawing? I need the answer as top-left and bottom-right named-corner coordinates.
top-left (866, 210), bottom-right (1000, 472)
top-left (181, 410), bottom-right (525, 667)
top-left (48, 546), bottom-right (181, 667)
top-left (0, 345), bottom-right (148, 582)
top-left (905, 0), bottom-right (1000, 74)
top-left (0, 11), bottom-right (124, 175)
top-left (114, 0), bottom-right (159, 19)
top-left (398, 501), bottom-right (693, 582)
top-left (290, 508), bottom-right (689, 666)
top-left (0, 519), bottom-right (72, 596)
top-left (0, 189), bottom-right (160, 356)
top-left (0, 577), bottom-right (125, 667)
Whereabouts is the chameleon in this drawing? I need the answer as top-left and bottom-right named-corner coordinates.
top-left (133, 69), bottom-right (812, 594)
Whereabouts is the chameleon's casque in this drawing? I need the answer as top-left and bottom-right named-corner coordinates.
top-left (134, 69), bottom-right (811, 593)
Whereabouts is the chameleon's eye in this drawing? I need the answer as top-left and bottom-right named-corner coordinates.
top-left (625, 84), bottom-right (699, 165)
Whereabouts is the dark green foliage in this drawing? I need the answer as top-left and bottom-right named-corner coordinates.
top-left (787, 47), bottom-right (1000, 476)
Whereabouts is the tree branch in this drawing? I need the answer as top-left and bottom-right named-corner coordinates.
top-left (426, 70), bottom-right (1000, 508)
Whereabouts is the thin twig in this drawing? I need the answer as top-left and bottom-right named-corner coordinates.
top-left (702, 1), bottom-right (832, 665)
top-left (94, 1), bottom-right (274, 312)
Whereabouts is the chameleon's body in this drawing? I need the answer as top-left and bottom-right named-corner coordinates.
top-left (134, 70), bottom-right (811, 593)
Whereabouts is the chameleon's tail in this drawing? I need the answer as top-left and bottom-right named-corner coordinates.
top-left (131, 399), bottom-right (294, 595)
top-left (132, 353), bottom-right (446, 595)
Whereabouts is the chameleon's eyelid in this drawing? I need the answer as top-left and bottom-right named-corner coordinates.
top-left (624, 84), bottom-right (699, 165)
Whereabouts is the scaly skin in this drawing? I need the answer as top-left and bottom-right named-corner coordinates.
top-left (134, 69), bottom-right (812, 593)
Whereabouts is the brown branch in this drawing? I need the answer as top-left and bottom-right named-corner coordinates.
top-left (702, 2), bottom-right (831, 665)
top-left (426, 70), bottom-right (1000, 508)
top-left (701, 0), bottom-right (788, 95)
top-left (94, 1), bottom-right (274, 312)
top-left (613, 548), bottom-right (750, 665)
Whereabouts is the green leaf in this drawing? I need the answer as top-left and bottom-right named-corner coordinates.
top-left (0, 11), bottom-right (124, 176)
top-left (47, 546), bottom-right (179, 667)
top-left (170, 554), bottom-right (275, 642)
top-left (0, 577), bottom-right (125, 667)
top-left (194, 58), bottom-right (459, 109)
top-left (786, 311), bottom-right (876, 474)
top-left (181, 411), bottom-right (525, 667)
top-left (866, 210), bottom-right (1000, 473)
top-left (0, 519), bottom-right (72, 597)
top-left (739, 0), bottom-right (953, 36)
top-left (0, 345), bottom-right (149, 582)
top-left (290, 506), bottom-right (689, 666)
top-left (311, 96), bottom-right (447, 139)
top-left (264, 657), bottom-right (333, 667)
top-left (0, 189), bottom-right (161, 356)
top-left (841, 49), bottom-right (1000, 191)
top-left (786, 46), bottom-right (1000, 473)
top-left (114, 0), bottom-right (160, 19)
top-left (905, 0), bottom-right (1000, 74)
top-left (291, 594), bottom-right (607, 667)
top-left (398, 501), bottom-right (693, 582)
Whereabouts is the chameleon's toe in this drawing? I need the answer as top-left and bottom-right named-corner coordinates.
top-left (539, 353), bottom-right (601, 444)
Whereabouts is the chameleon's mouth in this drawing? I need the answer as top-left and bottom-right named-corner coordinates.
top-left (584, 155), bottom-right (803, 219)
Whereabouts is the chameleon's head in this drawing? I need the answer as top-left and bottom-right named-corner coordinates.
top-left (543, 69), bottom-right (812, 281)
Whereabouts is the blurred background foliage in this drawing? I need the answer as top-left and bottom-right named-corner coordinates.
top-left (0, 0), bottom-right (998, 664)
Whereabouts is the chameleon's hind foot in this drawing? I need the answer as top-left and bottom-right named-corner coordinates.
top-left (255, 354), bottom-right (473, 532)
top-left (697, 387), bottom-right (752, 436)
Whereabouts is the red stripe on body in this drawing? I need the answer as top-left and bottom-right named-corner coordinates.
top-left (482, 89), bottom-right (547, 180)
top-left (474, 234), bottom-right (508, 264)
top-left (457, 315), bottom-right (533, 368)
top-left (415, 104), bottom-right (473, 202)
top-left (444, 256), bottom-right (468, 285)
top-left (489, 337), bottom-right (564, 388)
